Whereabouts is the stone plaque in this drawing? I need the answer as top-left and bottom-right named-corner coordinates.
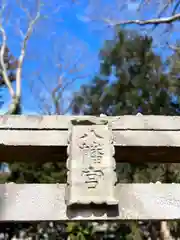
top-left (66, 119), bottom-right (118, 206)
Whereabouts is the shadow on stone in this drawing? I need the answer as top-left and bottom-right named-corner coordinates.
top-left (66, 203), bottom-right (119, 219)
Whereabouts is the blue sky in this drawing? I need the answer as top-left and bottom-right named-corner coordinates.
top-left (1, 0), bottom-right (108, 114)
top-left (0, 0), bottom-right (179, 114)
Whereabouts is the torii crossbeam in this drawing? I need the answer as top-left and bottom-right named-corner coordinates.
top-left (0, 114), bottom-right (180, 221)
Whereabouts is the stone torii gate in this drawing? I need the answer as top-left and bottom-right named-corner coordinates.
top-left (0, 114), bottom-right (180, 221)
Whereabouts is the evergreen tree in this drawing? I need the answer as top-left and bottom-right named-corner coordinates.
top-left (72, 29), bottom-right (180, 238)
top-left (2, 30), bottom-right (180, 239)
top-left (73, 29), bottom-right (177, 116)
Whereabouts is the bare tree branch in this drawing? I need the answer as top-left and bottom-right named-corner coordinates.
top-left (103, 13), bottom-right (180, 26)
top-left (26, 31), bottom-right (91, 115)
top-left (16, 0), bottom-right (40, 99)
top-left (16, 0), bottom-right (32, 20)
top-left (166, 41), bottom-right (180, 52)
top-left (156, 2), bottom-right (170, 18)
top-left (27, 77), bottom-right (53, 115)
top-left (0, 2), bottom-right (15, 98)
top-left (172, 0), bottom-right (180, 15)
top-left (51, 76), bottom-right (63, 114)
top-left (0, 2), bottom-right (18, 114)
top-left (0, 24), bottom-right (15, 97)
top-left (0, 0), bottom-right (41, 114)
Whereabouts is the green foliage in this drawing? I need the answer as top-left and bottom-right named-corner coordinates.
top-left (73, 29), bottom-right (178, 116)
top-left (71, 28), bottom-right (180, 238)
top-left (67, 222), bottom-right (95, 240)
top-left (3, 162), bottom-right (66, 184)
top-left (2, 29), bottom-right (180, 239)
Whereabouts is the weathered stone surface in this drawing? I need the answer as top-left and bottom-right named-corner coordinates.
top-left (2, 115), bottom-right (180, 163)
top-left (66, 120), bottom-right (118, 206)
top-left (1, 184), bottom-right (180, 221)
top-left (2, 115), bottom-right (180, 130)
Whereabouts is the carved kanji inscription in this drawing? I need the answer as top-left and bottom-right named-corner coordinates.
top-left (66, 120), bottom-right (118, 206)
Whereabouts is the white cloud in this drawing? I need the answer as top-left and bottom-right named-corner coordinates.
top-left (127, 2), bottom-right (139, 11)
top-left (76, 14), bottom-right (91, 23)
